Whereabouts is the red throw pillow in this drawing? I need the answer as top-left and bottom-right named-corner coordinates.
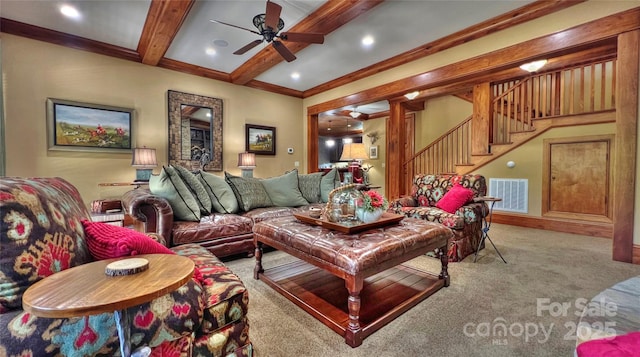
top-left (81, 220), bottom-right (175, 260)
top-left (435, 184), bottom-right (475, 214)
top-left (577, 332), bottom-right (640, 356)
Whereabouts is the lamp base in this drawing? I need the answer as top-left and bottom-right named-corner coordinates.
top-left (135, 169), bottom-right (153, 182)
top-left (240, 169), bottom-right (254, 178)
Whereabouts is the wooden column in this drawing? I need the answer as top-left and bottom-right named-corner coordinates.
top-left (307, 113), bottom-right (319, 173)
top-left (613, 30), bottom-right (639, 263)
top-left (472, 83), bottom-right (491, 155)
top-left (386, 101), bottom-right (406, 200)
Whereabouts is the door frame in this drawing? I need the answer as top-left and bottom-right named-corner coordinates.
top-left (542, 134), bottom-right (614, 223)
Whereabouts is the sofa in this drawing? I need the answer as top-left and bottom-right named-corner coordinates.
top-left (122, 167), bottom-right (338, 258)
top-left (389, 173), bottom-right (487, 262)
top-left (0, 177), bottom-right (252, 357)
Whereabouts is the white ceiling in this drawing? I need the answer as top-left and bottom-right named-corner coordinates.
top-left (1, 0), bottom-right (535, 94)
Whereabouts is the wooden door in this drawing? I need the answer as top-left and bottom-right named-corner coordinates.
top-left (542, 135), bottom-right (613, 222)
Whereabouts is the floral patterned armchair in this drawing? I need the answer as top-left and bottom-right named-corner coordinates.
top-left (0, 177), bottom-right (252, 356)
top-left (389, 174), bottom-right (487, 262)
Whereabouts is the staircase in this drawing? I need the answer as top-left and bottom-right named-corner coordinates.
top-left (404, 58), bottom-right (617, 186)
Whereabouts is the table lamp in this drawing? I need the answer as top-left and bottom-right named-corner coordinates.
top-left (340, 143), bottom-right (368, 183)
top-left (131, 147), bottom-right (157, 182)
top-left (238, 152), bottom-right (256, 178)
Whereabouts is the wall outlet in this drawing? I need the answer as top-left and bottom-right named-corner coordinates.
top-left (381, 162), bottom-right (385, 168)
top-left (294, 161), bottom-right (299, 167)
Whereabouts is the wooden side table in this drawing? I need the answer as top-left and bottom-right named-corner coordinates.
top-left (22, 254), bottom-right (194, 357)
top-left (472, 196), bottom-right (507, 263)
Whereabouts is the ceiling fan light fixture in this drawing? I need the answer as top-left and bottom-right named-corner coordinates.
top-left (520, 59), bottom-right (547, 73)
top-left (349, 111), bottom-right (361, 119)
top-left (404, 91), bottom-right (420, 100)
top-left (253, 14), bottom-right (284, 38)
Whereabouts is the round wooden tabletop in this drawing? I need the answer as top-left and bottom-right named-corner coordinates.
top-left (22, 254), bottom-right (194, 318)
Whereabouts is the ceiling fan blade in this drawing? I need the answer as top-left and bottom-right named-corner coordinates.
top-left (272, 41), bottom-right (296, 62)
top-left (280, 32), bottom-right (324, 44)
top-left (264, 1), bottom-right (282, 30)
top-left (234, 39), bottom-right (264, 55)
top-left (210, 19), bottom-right (260, 35)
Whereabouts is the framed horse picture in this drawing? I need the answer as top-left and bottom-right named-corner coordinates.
top-left (246, 124), bottom-right (276, 155)
top-left (46, 98), bottom-right (134, 153)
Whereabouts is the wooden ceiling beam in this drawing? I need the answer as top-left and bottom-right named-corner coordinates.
top-left (0, 18), bottom-right (141, 62)
top-left (308, 7), bottom-right (638, 115)
top-left (303, 0), bottom-right (586, 98)
top-left (229, 0), bottom-right (384, 85)
top-left (137, 0), bottom-right (195, 65)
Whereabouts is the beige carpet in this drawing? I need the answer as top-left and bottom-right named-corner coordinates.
top-left (224, 224), bottom-right (640, 357)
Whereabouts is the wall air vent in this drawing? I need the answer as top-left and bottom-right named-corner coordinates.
top-left (488, 178), bottom-right (528, 213)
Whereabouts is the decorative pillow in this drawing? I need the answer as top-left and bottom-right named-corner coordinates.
top-left (225, 172), bottom-right (273, 211)
top-left (172, 165), bottom-right (212, 215)
top-left (576, 332), bottom-right (640, 357)
top-left (198, 171), bottom-right (239, 213)
top-left (435, 183), bottom-right (475, 214)
top-left (81, 220), bottom-right (174, 260)
top-left (296, 171), bottom-right (323, 203)
top-left (261, 170), bottom-right (309, 207)
top-left (320, 168), bottom-right (339, 203)
top-left (149, 166), bottom-right (201, 221)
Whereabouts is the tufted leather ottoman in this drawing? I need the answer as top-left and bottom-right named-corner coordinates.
top-left (253, 216), bottom-right (453, 347)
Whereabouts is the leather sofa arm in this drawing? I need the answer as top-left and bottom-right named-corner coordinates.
top-left (121, 188), bottom-right (174, 246)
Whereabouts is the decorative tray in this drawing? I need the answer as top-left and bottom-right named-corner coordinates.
top-left (293, 212), bottom-right (404, 234)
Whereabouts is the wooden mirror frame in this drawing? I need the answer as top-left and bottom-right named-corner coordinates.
top-left (168, 90), bottom-right (223, 171)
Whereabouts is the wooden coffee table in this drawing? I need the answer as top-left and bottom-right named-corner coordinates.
top-left (253, 215), bottom-right (452, 347)
top-left (22, 254), bottom-right (194, 357)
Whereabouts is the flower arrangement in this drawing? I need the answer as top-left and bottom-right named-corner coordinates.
top-left (359, 190), bottom-right (389, 212)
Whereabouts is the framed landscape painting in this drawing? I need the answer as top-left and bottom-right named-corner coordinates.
top-left (246, 124), bottom-right (276, 155)
top-left (47, 98), bottom-right (134, 153)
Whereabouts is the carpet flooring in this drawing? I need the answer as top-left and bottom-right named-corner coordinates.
top-left (224, 224), bottom-right (640, 357)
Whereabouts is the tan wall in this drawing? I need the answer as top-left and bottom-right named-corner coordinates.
top-left (362, 117), bottom-right (386, 196)
top-left (415, 96), bottom-right (472, 149)
top-left (472, 123), bottom-right (615, 216)
top-left (1, 34), bottom-right (304, 206)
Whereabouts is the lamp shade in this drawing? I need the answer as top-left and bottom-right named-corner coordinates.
top-left (131, 147), bottom-right (158, 168)
top-left (340, 143), bottom-right (368, 161)
top-left (237, 152), bottom-right (256, 168)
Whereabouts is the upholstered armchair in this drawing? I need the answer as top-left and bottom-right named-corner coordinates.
top-left (0, 177), bottom-right (252, 356)
top-left (389, 173), bottom-right (487, 262)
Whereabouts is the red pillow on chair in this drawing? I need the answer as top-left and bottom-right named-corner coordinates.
top-left (81, 220), bottom-right (174, 260)
top-left (435, 184), bottom-right (475, 213)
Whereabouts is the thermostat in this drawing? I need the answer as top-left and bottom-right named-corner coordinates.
top-left (287, 148), bottom-right (294, 154)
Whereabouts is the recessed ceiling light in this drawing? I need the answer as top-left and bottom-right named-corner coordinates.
top-left (404, 91), bottom-right (419, 100)
top-left (291, 72), bottom-right (300, 80)
top-left (213, 39), bottom-right (229, 47)
top-left (206, 48), bottom-right (216, 56)
top-left (519, 59), bottom-right (547, 73)
top-left (362, 35), bottom-right (374, 46)
top-left (60, 4), bottom-right (80, 19)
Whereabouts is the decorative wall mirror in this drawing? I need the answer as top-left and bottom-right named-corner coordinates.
top-left (168, 90), bottom-right (223, 171)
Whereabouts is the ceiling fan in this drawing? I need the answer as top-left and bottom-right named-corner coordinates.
top-left (210, 0), bottom-right (324, 62)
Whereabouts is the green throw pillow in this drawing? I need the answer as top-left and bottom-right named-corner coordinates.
top-left (225, 172), bottom-right (273, 212)
top-left (262, 169), bottom-right (309, 207)
top-left (320, 168), bottom-right (339, 203)
top-left (198, 171), bottom-right (239, 214)
top-left (149, 166), bottom-right (201, 222)
top-left (297, 171), bottom-right (323, 203)
top-left (172, 165), bottom-right (212, 215)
